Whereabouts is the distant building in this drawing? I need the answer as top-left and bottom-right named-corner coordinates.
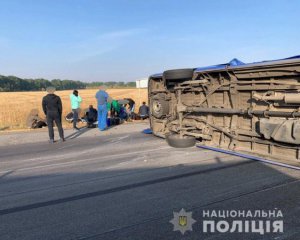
top-left (136, 78), bottom-right (148, 89)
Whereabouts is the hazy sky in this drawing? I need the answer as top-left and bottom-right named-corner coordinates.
top-left (0, 0), bottom-right (299, 82)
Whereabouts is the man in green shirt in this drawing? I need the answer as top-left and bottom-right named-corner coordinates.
top-left (111, 99), bottom-right (121, 117)
top-left (70, 90), bottom-right (82, 130)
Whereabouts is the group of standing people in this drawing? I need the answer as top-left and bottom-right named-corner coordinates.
top-left (42, 86), bottom-right (110, 143)
top-left (42, 86), bottom-right (149, 143)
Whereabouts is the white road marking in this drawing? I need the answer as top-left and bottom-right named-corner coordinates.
top-left (1, 149), bottom-right (95, 164)
top-left (0, 146), bottom-right (172, 174)
top-left (57, 143), bottom-right (77, 150)
top-left (1, 136), bottom-right (153, 165)
top-left (103, 155), bottom-right (147, 170)
top-left (109, 135), bottom-right (130, 143)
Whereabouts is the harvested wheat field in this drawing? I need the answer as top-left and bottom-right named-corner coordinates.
top-left (0, 88), bottom-right (148, 131)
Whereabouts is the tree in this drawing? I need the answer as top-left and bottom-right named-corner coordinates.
top-left (0, 74), bottom-right (136, 91)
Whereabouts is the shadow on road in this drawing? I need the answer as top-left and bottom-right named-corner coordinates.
top-left (65, 127), bottom-right (93, 140)
top-left (0, 170), bottom-right (14, 180)
top-left (0, 132), bottom-right (299, 240)
top-left (65, 122), bottom-right (123, 140)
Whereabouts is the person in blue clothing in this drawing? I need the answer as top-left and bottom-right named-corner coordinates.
top-left (95, 86), bottom-right (109, 131)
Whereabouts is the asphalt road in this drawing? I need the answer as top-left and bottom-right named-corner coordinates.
top-left (0, 123), bottom-right (300, 240)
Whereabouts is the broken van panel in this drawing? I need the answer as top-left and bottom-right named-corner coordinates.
top-left (148, 56), bottom-right (300, 166)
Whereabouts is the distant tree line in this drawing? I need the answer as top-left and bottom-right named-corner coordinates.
top-left (0, 75), bottom-right (136, 92)
top-left (87, 81), bottom-right (136, 88)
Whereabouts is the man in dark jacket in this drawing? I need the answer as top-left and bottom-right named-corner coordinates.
top-left (42, 87), bottom-right (65, 143)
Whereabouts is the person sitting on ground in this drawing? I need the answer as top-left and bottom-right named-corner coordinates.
top-left (86, 105), bottom-right (98, 128)
top-left (138, 102), bottom-right (149, 120)
top-left (65, 111), bottom-right (85, 123)
top-left (106, 97), bottom-right (113, 120)
top-left (111, 99), bottom-right (121, 117)
top-left (119, 105), bottom-right (128, 121)
top-left (65, 112), bottom-right (74, 123)
top-left (26, 109), bottom-right (47, 129)
top-left (124, 98), bottom-right (135, 119)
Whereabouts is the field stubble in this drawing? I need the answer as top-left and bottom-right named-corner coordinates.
top-left (0, 88), bottom-right (148, 131)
